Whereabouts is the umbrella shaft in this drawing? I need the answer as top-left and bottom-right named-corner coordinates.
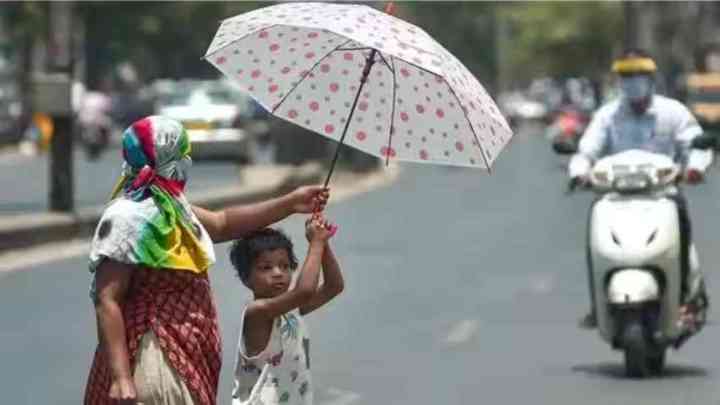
top-left (324, 49), bottom-right (378, 188)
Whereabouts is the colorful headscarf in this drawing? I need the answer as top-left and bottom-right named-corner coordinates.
top-left (112, 116), bottom-right (192, 201)
top-left (89, 116), bottom-right (215, 280)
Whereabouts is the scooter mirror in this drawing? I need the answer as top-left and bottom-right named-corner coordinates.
top-left (552, 139), bottom-right (578, 155)
top-left (691, 133), bottom-right (717, 150)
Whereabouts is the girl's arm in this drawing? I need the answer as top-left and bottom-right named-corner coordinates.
top-left (192, 185), bottom-right (328, 243)
top-left (247, 240), bottom-right (326, 321)
top-left (94, 260), bottom-right (136, 400)
top-left (300, 243), bottom-right (344, 315)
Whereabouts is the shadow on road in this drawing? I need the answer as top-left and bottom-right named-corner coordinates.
top-left (571, 362), bottom-right (710, 380)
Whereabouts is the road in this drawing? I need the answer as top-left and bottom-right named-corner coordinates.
top-left (2, 125), bottom-right (720, 404)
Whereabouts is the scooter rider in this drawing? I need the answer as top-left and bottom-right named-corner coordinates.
top-left (569, 49), bottom-right (712, 333)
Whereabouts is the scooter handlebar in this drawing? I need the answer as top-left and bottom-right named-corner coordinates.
top-left (566, 176), bottom-right (592, 195)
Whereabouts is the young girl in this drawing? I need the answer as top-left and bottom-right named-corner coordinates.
top-left (229, 215), bottom-right (343, 405)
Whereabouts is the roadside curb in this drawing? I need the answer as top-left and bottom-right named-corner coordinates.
top-left (0, 163), bottom-right (325, 253)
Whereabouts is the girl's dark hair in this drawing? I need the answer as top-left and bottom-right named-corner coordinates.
top-left (228, 228), bottom-right (298, 283)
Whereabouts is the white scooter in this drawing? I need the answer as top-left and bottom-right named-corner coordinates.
top-left (570, 137), bottom-right (714, 378)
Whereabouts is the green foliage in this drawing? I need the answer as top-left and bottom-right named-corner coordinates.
top-left (80, 2), bottom-right (270, 84)
top-left (399, 2), bottom-right (498, 92)
top-left (3, 2), bottom-right (47, 41)
top-left (5, 1), bottom-right (625, 92)
top-left (499, 2), bottom-right (623, 82)
top-left (397, 2), bottom-right (623, 91)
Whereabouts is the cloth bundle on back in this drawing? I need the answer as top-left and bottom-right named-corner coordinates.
top-left (85, 116), bottom-right (220, 405)
top-left (91, 115), bottom-right (214, 276)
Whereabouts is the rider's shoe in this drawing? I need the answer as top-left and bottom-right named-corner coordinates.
top-left (578, 312), bottom-right (597, 329)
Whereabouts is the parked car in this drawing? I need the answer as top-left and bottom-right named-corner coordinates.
top-left (498, 91), bottom-right (549, 123)
top-left (154, 79), bottom-right (269, 163)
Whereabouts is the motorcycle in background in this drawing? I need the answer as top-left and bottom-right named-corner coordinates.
top-left (77, 91), bottom-right (115, 160)
top-left (549, 106), bottom-right (590, 155)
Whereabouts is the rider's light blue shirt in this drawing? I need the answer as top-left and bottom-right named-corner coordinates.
top-left (569, 95), bottom-right (712, 177)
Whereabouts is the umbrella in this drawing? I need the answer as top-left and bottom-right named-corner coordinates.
top-left (205, 2), bottom-right (513, 186)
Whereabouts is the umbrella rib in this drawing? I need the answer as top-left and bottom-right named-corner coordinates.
top-left (443, 81), bottom-right (492, 172)
top-left (271, 38), bottom-right (354, 114)
top-left (384, 56), bottom-right (399, 167)
top-left (376, 51), bottom-right (394, 73)
top-left (395, 57), bottom-right (443, 80)
top-left (337, 46), bottom-right (393, 73)
top-left (204, 24), bottom-right (279, 60)
top-left (336, 48), bottom-right (438, 77)
top-left (335, 46), bottom-right (375, 52)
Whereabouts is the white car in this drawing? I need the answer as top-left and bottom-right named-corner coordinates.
top-left (155, 80), bottom-right (269, 163)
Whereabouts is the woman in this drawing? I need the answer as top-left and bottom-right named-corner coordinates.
top-left (84, 116), bottom-right (328, 404)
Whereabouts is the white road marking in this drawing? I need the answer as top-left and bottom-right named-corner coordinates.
top-left (529, 274), bottom-right (555, 294)
top-left (319, 387), bottom-right (362, 405)
top-left (0, 239), bottom-right (90, 276)
top-left (445, 319), bottom-right (480, 346)
top-left (0, 151), bottom-right (32, 166)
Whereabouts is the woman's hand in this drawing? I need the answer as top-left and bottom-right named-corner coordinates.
top-left (109, 376), bottom-right (137, 404)
top-left (290, 185), bottom-right (330, 214)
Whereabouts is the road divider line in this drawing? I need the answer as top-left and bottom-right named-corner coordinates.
top-left (319, 387), bottom-right (362, 405)
top-left (445, 319), bottom-right (480, 346)
top-left (529, 273), bottom-right (555, 294)
top-left (0, 239), bottom-right (89, 276)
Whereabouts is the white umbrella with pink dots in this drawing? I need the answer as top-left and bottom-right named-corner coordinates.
top-left (205, 2), bottom-right (513, 186)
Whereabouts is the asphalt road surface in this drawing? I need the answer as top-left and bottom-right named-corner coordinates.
top-left (2, 126), bottom-right (720, 404)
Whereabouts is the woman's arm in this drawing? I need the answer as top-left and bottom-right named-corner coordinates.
top-left (300, 243), bottom-right (344, 315)
top-left (94, 260), bottom-right (136, 400)
top-left (192, 185), bottom-right (329, 243)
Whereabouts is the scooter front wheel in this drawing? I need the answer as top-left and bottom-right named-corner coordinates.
top-left (623, 321), bottom-right (650, 378)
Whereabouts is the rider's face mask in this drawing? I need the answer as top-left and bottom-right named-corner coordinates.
top-left (619, 75), bottom-right (654, 102)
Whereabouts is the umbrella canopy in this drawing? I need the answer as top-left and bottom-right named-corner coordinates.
top-left (205, 2), bottom-right (513, 173)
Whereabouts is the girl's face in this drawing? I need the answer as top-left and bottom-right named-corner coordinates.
top-left (247, 248), bottom-right (293, 298)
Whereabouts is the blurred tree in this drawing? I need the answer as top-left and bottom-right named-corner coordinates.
top-left (79, 2), bottom-right (269, 88)
top-left (499, 2), bottom-right (623, 85)
top-left (378, 2), bottom-right (623, 95)
top-left (399, 2), bottom-right (499, 93)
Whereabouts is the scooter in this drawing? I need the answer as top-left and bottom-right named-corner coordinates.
top-left (567, 135), bottom-right (715, 378)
